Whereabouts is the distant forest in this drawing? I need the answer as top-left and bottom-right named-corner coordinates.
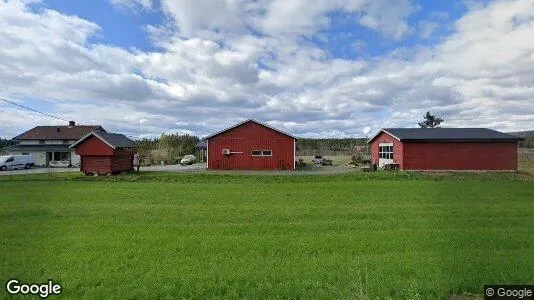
top-left (509, 131), bottom-right (534, 148)
top-left (0, 138), bottom-right (15, 151)
top-left (296, 138), bottom-right (367, 151)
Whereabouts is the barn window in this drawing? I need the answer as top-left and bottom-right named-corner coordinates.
top-left (379, 145), bottom-right (393, 159)
top-left (251, 150), bottom-right (272, 157)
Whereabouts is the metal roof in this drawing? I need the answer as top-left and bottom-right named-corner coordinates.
top-left (70, 132), bottom-right (137, 149)
top-left (195, 140), bottom-right (207, 149)
top-left (203, 119), bottom-right (298, 140)
top-left (368, 128), bottom-right (522, 143)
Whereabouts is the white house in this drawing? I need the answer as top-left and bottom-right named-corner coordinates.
top-left (8, 121), bottom-right (105, 167)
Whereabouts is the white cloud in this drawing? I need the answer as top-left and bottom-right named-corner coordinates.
top-left (1, 0), bottom-right (534, 139)
top-left (109, 0), bottom-right (153, 11)
top-left (418, 21), bottom-right (439, 39)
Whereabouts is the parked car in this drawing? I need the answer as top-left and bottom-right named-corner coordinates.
top-left (180, 155), bottom-right (196, 165)
top-left (0, 155), bottom-right (35, 171)
top-left (312, 155), bottom-right (324, 164)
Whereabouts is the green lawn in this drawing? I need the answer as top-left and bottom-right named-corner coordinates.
top-left (1, 173), bottom-right (533, 299)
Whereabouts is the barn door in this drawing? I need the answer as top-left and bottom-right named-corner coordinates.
top-left (378, 143), bottom-right (393, 167)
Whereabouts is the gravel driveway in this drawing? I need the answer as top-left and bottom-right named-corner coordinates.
top-left (0, 162), bottom-right (360, 176)
top-left (0, 163), bottom-right (207, 176)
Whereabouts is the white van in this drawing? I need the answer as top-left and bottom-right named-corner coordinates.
top-left (0, 155), bottom-right (35, 171)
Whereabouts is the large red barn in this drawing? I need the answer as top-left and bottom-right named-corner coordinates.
top-left (205, 119), bottom-right (297, 170)
top-left (70, 132), bottom-right (137, 175)
top-left (368, 128), bottom-right (521, 171)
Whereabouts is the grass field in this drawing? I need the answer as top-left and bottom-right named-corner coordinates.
top-left (1, 172), bottom-right (533, 299)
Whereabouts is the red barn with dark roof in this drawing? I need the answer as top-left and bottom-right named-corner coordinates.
top-left (70, 132), bottom-right (137, 175)
top-left (205, 119), bottom-right (297, 170)
top-left (368, 128), bottom-right (521, 171)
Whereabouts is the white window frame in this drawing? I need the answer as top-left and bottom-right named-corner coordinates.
top-left (261, 150), bottom-right (272, 157)
top-left (251, 149), bottom-right (272, 157)
top-left (378, 144), bottom-right (393, 160)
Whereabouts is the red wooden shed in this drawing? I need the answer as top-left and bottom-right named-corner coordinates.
top-left (205, 119), bottom-right (297, 170)
top-left (368, 128), bottom-right (521, 171)
top-left (70, 132), bottom-right (137, 175)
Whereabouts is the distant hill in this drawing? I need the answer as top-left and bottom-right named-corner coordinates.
top-left (508, 130), bottom-right (534, 138)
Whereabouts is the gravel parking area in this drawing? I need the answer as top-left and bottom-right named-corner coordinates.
top-left (0, 162), bottom-right (360, 176)
top-left (0, 163), bottom-right (207, 176)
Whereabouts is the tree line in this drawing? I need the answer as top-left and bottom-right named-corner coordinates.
top-left (296, 138), bottom-right (367, 151)
top-left (0, 138), bottom-right (16, 152)
top-left (135, 134), bottom-right (200, 165)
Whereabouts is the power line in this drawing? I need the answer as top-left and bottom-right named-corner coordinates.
top-left (0, 98), bottom-right (69, 122)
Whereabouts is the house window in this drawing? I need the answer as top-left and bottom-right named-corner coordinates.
top-left (39, 140), bottom-right (45, 145)
top-left (52, 152), bottom-right (70, 161)
top-left (22, 152), bottom-right (30, 155)
top-left (251, 150), bottom-right (272, 157)
top-left (379, 145), bottom-right (393, 159)
top-left (63, 139), bottom-right (69, 144)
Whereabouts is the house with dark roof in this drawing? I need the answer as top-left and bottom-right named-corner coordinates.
top-left (204, 119), bottom-right (297, 170)
top-left (8, 121), bottom-right (105, 167)
top-left (70, 131), bottom-right (137, 175)
top-left (367, 128), bottom-right (521, 171)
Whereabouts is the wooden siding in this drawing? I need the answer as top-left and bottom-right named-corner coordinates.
top-left (74, 135), bottom-right (135, 174)
top-left (369, 131), bottom-right (404, 168)
top-left (81, 156), bottom-right (111, 174)
top-left (207, 121), bottom-right (295, 170)
top-left (403, 141), bottom-right (518, 170)
top-left (370, 131), bottom-right (518, 170)
top-left (110, 155), bottom-right (133, 173)
top-left (74, 136), bottom-right (114, 156)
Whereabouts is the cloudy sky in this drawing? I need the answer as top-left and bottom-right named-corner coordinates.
top-left (0, 0), bottom-right (533, 139)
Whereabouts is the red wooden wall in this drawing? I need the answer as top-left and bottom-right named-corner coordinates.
top-left (207, 122), bottom-right (296, 170)
top-left (75, 136), bottom-right (134, 174)
top-left (403, 141), bottom-right (518, 170)
top-left (370, 131), bottom-right (518, 170)
top-left (369, 131), bottom-right (404, 168)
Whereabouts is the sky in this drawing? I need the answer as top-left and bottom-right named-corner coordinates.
top-left (0, 0), bottom-right (533, 139)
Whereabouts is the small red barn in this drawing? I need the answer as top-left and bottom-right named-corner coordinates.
top-left (70, 132), bottom-right (137, 175)
top-left (368, 128), bottom-right (521, 171)
top-left (205, 119), bottom-right (297, 170)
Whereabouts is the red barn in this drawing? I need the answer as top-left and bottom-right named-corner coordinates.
top-left (205, 119), bottom-right (297, 170)
top-left (70, 132), bottom-right (137, 175)
top-left (368, 128), bottom-right (521, 171)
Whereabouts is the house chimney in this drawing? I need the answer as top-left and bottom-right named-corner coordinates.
top-left (69, 121), bottom-right (75, 127)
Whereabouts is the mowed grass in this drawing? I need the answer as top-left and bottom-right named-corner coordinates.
top-left (1, 174), bottom-right (533, 299)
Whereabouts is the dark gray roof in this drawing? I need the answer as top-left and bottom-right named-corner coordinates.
top-left (97, 132), bottom-right (137, 148)
top-left (70, 132), bottom-right (137, 149)
top-left (13, 125), bottom-right (104, 140)
top-left (369, 128), bottom-right (522, 143)
top-left (195, 140), bottom-right (207, 149)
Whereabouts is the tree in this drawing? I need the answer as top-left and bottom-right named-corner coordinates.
top-left (418, 111), bottom-right (444, 128)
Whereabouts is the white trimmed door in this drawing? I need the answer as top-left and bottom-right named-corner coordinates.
top-left (378, 143), bottom-right (394, 167)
